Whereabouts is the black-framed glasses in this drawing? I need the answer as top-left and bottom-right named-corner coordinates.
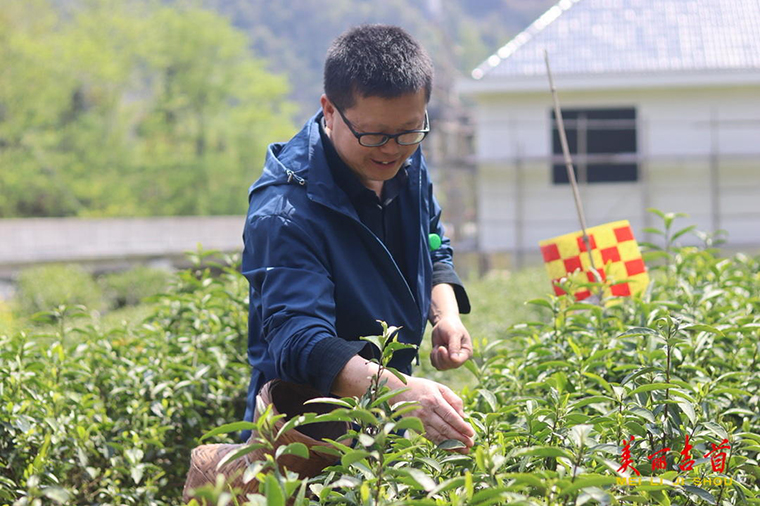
top-left (334, 106), bottom-right (429, 147)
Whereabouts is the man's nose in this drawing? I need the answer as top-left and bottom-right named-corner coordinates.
top-left (377, 139), bottom-right (401, 156)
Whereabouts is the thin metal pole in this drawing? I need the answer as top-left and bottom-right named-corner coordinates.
top-left (515, 141), bottom-right (524, 270)
top-left (709, 108), bottom-right (721, 234)
top-left (640, 117), bottom-right (652, 234)
top-left (544, 50), bottom-right (598, 275)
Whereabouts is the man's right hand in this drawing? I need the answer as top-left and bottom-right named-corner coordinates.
top-left (391, 376), bottom-right (475, 453)
top-left (333, 356), bottom-right (476, 453)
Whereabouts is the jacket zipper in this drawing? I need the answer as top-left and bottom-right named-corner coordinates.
top-left (285, 169), bottom-right (306, 185)
top-left (286, 154), bottom-right (425, 362)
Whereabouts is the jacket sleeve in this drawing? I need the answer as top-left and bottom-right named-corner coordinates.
top-left (428, 181), bottom-right (471, 314)
top-left (242, 212), bottom-right (367, 394)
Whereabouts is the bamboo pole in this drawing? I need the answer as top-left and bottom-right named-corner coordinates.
top-left (544, 51), bottom-right (601, 286)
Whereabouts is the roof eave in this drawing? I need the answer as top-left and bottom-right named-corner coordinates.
top-left (458, 69), bottom-right (760, 96)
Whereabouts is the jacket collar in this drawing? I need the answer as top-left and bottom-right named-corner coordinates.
top-left (252, 110), bottom-right (426, 323)
top-left (305, 111), bottom-right (418, 220)
top-left (318, 116), bottom-right (409, 209)
top-left (252, 110), bottom-right (421, 230)
top-left (304, 112), bottom-right (361, 219)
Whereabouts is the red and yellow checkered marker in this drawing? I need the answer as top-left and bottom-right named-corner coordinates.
top-left (539, 220), bottom-right (649, 301)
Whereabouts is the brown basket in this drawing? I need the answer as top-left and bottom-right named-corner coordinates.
top-left (182, 380), bottom-right (350, 505)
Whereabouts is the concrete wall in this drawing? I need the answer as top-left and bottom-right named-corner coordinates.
top-left (0, 216), bottom-right (244, 277)
top-left (472, 85), bottom-right (760, 256)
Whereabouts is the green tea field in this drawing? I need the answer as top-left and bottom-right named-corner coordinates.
top-left (2, 214), bottom-right (758, 505)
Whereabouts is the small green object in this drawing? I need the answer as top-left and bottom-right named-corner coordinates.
top-left (428, 233), bottom-right (442, 251)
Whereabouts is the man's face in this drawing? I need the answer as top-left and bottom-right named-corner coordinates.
top-left (320, 90), bottom-right (427, 195)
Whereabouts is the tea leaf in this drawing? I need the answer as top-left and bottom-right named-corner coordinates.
top-left (582, 372), bottom-right (613, 394)
top-left (406, 468), bottom-right (436, 492)
top-left (514, 446), bottom-right (573, 459)
top-left (428, 476), bottom-right (465, 496)
top-left (503, 473), bottom-right (547, 493)
top-left (217, 442), bottom-right (268, 469)
top-left (620, 367), bottom-right (659, 386)
top-left (628, 406), bottom-right (656, 424)
top-left (527, 299), bottom-right (553, 310)
top-left (618, 327), bottom-right (660, 339)
top-left (571, 396), bottom-right (614, 409)
top-left (360, 334), bottom-right (383, 352)
top-left (701, 422), bottom-right (729, 440)
top-left (341, 449), bottom-right (372, 467)
top-left (275, 442), bottom-right (309, 460)
top-left (471, 487), bottom-right (510, 505)
top-left (682, 485), bottom-right (716, 504)
top-left (394, 417), bottom-right (424, 433)
top-left (437, 439), bottom-right (467, 451)
top-left (199, 421), bottom-right (257, 442)
top-left (264, 473), bottom-right (284, 506)
top-left (42, 487), bottom-right (70, 504)
top-left (243, 461), bottom-right (266, 484)
top-left (627, 383), bottom-right (677, 396)
top-left (671, 225), bottom-right (697, 241)
top-left (303, 397), bottom-right (355, 408)
top-left (558, 475), bottom-right (618, 497)
top-left (478, 389), bottom-right (498, 412)
top-left (681, 324), bottom-right (724, 337)
top-left (677, 400), bottom-right (697, 425)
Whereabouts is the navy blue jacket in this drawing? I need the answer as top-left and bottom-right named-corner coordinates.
top-left (241, 112), bottom-right (465, 429)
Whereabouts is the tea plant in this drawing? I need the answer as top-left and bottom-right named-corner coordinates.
top-left (0, 251), bottom-right (250, 505)
top-left (449, 211), bottom-right (759, 505)
top-left (15, 264), bottom-right (106, 316)
top-left (192, 321), bottom-right (434, 505)
top-left (1, 212), bottom-right (758, 505)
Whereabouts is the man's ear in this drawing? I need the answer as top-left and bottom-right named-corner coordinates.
top-left (320, 95), bottom-right (335, 131)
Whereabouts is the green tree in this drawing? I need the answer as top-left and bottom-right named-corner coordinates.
top-left (0, 0), bottom-right (80, 216)
top-left (132, 4), bottom-right (295, 215)
top-left (0, 0), bottom-right (295, 217)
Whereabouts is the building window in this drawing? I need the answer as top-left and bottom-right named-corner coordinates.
top-left (551, 108), bottom-right (638, 184)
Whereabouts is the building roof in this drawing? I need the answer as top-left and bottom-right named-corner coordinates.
top-left (472, 0), bottom-right (760, 81)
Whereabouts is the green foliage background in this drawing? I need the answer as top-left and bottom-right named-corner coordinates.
top-left (1, 0), bottom-right (558, 218)
top-left (14, 264), bottom-right (106, 316)
top-left (202, 0), bottom-right (556, 115)
top-left (1, 216), bottom-right (758, 505)
top-left (0, 0), bottom-right (296, 218)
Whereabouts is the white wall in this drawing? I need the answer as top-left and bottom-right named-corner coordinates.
top-left (473, 85), bottom-right (760, 254)
top-left (0, 216), bottom-right (243, 270)
top-left (474, 86), bottom-right (760, 159)
top-left (477, 161), bottom-right (649, 252)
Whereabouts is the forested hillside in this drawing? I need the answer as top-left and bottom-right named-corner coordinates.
top-left (2, 0), bottom-right (555, 218)
top-left (204, 0), bottom-right (557, 114)
top-left (1, 0), bottom-right (296, 218)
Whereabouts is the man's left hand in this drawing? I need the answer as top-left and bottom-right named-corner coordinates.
top-left (430, 315), bottom-right (472, 370)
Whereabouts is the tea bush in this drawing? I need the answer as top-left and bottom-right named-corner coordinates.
top-left (196, 212), bottom-right (759, 506)
top-left (0, 251), bottom-right (250, 505)
top-left (99, 266), bottom-right (173, 309)
top-left (0, 299), bottom-right (16, 335)
top-left (418, 267), bottom-right (550, 391)
top-left (14, 264), bottom-right (106, 316)
top-left (1, 214), bottom-right (758, 505)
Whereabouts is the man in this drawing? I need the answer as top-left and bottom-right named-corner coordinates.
top-left (241, 25), bottom-right (474, 450)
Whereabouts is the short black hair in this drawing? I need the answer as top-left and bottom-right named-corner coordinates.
top-left (324, 24), bottom-right (433, 111)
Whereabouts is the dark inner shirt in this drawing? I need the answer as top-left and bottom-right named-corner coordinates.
top-left (319, 119), bottom-right (415, 290)
top-left (306, 116), bottom-right (471, 396)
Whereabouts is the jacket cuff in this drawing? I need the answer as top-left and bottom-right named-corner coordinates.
top-left (309, 337), bottom-right (370, 395)
top-left (432, 262), bottom-right (471, 314)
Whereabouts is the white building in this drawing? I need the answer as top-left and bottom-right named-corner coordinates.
top-left (459, 0), bottom-right (760, 264)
